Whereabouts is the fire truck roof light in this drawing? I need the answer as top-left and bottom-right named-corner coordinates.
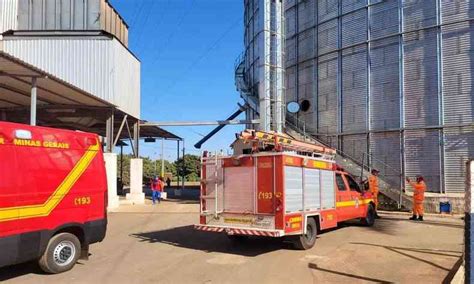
top-left (15, 130), bottom-right (32, 140)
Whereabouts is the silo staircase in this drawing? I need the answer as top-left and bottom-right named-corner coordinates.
top-left (233, 55), bottom-right (411, 210)
top-left (284, 115), bottom-right (413, 211)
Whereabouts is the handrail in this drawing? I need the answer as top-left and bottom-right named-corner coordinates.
top-left (286, 113), bottom-right (402, 177)
top-left (285, 113), bottom-right (407, 208)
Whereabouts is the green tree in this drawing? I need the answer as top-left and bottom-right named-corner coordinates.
top-left (175, 154), bottom-right (201, 182)
top-left (117, 155), bottom-right (180, 186)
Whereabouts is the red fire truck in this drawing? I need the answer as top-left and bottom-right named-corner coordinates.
top-left (0, 122), bottom-right (107, 273)
top-left (195, 130), bottom-right (376, 249)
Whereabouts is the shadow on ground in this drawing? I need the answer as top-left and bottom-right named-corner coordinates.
top-left (378, 216), bottom-right (464, 229)
top-left (306, 243), bottom-right (463, 283)
top-left (0, 260), bottom-right (88, 281)
top-left (308, 263), bottom-right (395, 284)
top-left (0, 262), bottom-right (44, 281)
top-left (131, 225), bottom-right (292, 257)
top-left (349, 242), bottom-right (463, 283)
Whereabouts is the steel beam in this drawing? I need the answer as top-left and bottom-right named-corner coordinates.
top-left (141, 119), bottom-right (260, 127)
top-left (113, 115), bottom-right (128, 148)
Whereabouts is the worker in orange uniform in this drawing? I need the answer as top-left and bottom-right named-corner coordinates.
top-left (406, 176), bottom-right (426, 221)
top-left (368, 169), bottom-right (381, 219)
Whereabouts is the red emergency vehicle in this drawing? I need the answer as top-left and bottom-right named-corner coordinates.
top-left (195, 130), bottom-right (376, 249)
top-left (0, 122), bottom-right (107, 273)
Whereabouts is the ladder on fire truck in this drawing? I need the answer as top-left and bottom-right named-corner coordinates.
top-left (200, 152), bottom-right (224, 218)
top-left (238, 129), bottom-right (337, 160)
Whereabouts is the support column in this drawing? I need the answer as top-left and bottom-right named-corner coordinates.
top-left (126, 158), bottom-right (145, 204)
top-left (466, 160), bottom-right (474, 283)
top-left (176, 140), bottom-right (180, 189)
top-left (104, 153), bottom-right (120, 210)
top-left (105, 110), bottom-right (114, 153)
top-left (133, 120), bottom-right (140, 158)
top-left (161, 138), bottom-right (165, 177)
top-left (30, 77), bottom-right (37, 126)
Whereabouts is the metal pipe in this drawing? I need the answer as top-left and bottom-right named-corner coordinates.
top-left (274, 0), bottom-right (285, 133)
top-left (194, 107), bottom-right (246, 149)
top-left (436, 0), bottom-right (446, 194)
top-left (141, 119), bottom-right (260, 127)
top-left (259, 0), bottom-right (272, 132)
top-left (30, 77), bottom-right (37, 126)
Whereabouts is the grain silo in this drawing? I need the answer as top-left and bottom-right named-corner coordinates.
top-left (237, 0), bottom-right (474, 194)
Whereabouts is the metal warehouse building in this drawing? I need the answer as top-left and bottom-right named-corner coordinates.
top-left (239, 0), bottom-right (474, 193)
top-left (0, 0), bottom-right (181, 208)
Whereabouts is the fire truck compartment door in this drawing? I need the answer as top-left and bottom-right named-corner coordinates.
top-left (320, 170), bottom-right (336, 209)
top-left (303, 168), bottom-right (321, 210)
top-left (223, 166), bottom-right (255, 213)
top-left (284, 166), bottom-right (303, 213)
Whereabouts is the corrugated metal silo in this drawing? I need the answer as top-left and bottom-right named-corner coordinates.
top-left (241, 0), bottom-right (474, 193)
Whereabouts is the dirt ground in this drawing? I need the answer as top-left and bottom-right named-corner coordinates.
top-left (0, 200), bottom-right (464, 284)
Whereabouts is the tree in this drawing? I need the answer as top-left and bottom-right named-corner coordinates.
top-left (117, 155), bottom-right (179, 186)
top-left (175, 154), bottom-right (201, 182)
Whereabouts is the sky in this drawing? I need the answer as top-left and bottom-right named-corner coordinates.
top-left (109, 0), bottom-right (245, 161)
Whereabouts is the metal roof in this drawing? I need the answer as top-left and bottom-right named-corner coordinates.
top-left (0, 51), bottom-right (110, 108)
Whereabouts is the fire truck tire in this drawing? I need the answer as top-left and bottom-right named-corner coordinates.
top-left (293, 218), bottom-right (317, 250)
top-left (38, 233), bottom-right (81, 274)
top-left (361, 204), bottom-right (376, 227)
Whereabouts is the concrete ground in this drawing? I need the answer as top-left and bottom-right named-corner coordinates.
top-left (0, 200), bottom-right (464, 284)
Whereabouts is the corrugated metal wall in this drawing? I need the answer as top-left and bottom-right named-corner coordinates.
top-left (17, 0), bottom-right (101, 30)
top-left (0, 0), bottom-right (128, 46)
top-left (0, 0), bottom-right (19, 34)
top-left (3, 36), bottom-right (140, 118)
top-left (243, 0), bottom-right (474, 193)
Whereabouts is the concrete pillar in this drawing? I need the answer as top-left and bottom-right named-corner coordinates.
top-left (126, 158), bottom-right (145, 204)
top-left (104, 153), bottom-right (120, 210)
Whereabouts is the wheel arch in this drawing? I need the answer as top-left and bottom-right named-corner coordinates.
top-left (39, 223), bottom-right (86, 258)
top-left (304, 214), bottom-right (321, 235)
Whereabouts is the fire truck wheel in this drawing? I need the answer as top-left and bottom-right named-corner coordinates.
top-left (293, 218), bottom-right (317, 250)
top-left (361, 204), bottom-right (376, 227)
top-left (38, 233), bottom-right (81, 274)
